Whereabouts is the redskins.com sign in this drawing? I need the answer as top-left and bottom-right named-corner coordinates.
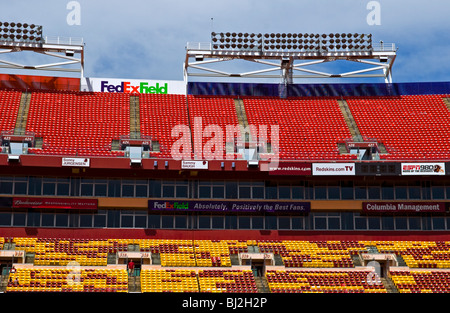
top-left (312, 163), bottom-right (356, 176)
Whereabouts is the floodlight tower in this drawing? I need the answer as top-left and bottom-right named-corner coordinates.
top-left (0, 21), bottom-right (84, 79)
top-left (184, 32), bottom-right (397, 87)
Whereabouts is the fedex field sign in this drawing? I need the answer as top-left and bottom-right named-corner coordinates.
top-left (86, 77), bottom-right (186, 95)
top-left (101, 81), bottom-right (168, 94)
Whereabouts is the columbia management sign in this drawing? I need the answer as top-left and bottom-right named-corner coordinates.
top-left (363, 202), bottom-right (446, 213)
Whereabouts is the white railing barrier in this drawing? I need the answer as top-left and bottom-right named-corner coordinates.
top-left (44, 36), bottom-right (84, 46)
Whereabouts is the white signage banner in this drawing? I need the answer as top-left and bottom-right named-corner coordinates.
top-left (401, 163), bottom-right (445, 175)
top-left (83, 77), bottom-right (186, 95)
top-left (181, 160), bottom-right (208, 169)
top-left (62, 158), bottom-right (90, 167)
top-left (312, 163), bottom-right (355, 176)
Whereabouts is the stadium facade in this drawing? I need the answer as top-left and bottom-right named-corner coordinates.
top-left (1, 27), bottom-right (450, 298)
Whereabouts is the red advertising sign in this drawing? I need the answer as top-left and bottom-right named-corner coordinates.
top-left (0, 74), bottom-right (80, 91)
top-left (268, 162), bottom-right (312, 175)
top-left (363, 202), bottom-right (446, 213)
top-left (12, 197), bottom-right (98, 210)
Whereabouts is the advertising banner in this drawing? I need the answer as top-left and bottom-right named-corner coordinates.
top-left (62, 158), bottom-right (90, 167)
top-left (401, 163), bottom-right (445, 175)
top-left (268, 162), bottom-right (312, 175)
top-left (312, 163), bottom-right (355, 176)
top-left (362, 202), bottom-right (446, 213)
top-left (84, 77), bottom-right (186, 95)
top-left (12, 197), bottom-right (98, 210)
top-left (181, 160), bottom-right (208, 170)
top-left (149, 200), bottom-right (310, 213)
top-left (356, 163), bottom-right (401, 176)
top-left (0, 74), bottom-right (80, 91)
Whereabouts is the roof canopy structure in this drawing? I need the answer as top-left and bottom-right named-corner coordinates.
top-left (0, 21), bottom-right (84, 78)
top-left (184, 32), bottom-right (397, 84)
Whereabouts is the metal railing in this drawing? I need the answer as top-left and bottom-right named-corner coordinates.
top-left (187, 41), bottom-right (397, 53)
top-left (44, 36), bottom-right (84, 46)
top-left (186, 42), bottom-right (211, 51)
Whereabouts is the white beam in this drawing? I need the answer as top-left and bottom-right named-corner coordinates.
top-left (340, 65), bottom-right (386, 77)
top-left (188, 64), bottom-right (233, 77)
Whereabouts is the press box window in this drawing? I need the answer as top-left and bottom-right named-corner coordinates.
top-left (81, 183), bottom-right (94, 196)
top-left (148, 215), bottom-right (160, 228)
top-left (162, 215), bottom-right (174, 228)
top-left (14, 180), bottom-right (28, 195)
top-left (198, 216), bottom-right (211, 229)
top-left (42, 214), bottom-right (54, 227)
top-left (212, 216), bottom-right (224, 229)
top-left (57, 180), bottom-right (70, 196)
top-left (291, 217), bottom-right (303, 230)
top-left (0, 179), bottom-right (13, 194)
top-left (43, 178), bottom-right (56, 195)
top-left (0, 213), bottom-right (11, 226)
top-left (238, 216), bottom-right (251, 229)
top-left (278, 217), bottom-right (290, 229)
top-left (199, 186), bottom-right (211, 198)
top-left (93, 215), bottom-right (106, 228)
top-left (94, 180), bottom-right (108, 197)
top-left (252, 216), bottom-right (264, 229)
top-left (135, 215), bottom-right (147, 228)
top-left (13, 213), bottom-right (26, 226)
top-left (80, 215), bottom-right (93, 227)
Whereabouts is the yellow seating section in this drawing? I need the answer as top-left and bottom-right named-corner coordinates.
top-left (6, 268), bottom-right (128, 292)
top-left (367, 240), bottom-right (450, 269)
top-left (266, 269), bottom-right (387, 293)
top-left (194, 240), bottom-right (232, 267)
top-left (258, 240), bottom-right (366, 268)
top-left (390, 270), bottom-right (450, 293)
top-left (140, 269), bottom-right (259, 293)
top-left (4, 237), bottom-right (450, 293)
top-left (140, 269), bottom-right (198, 293)
top-left (197, 269), bottom-right (258, 293)
top-left (5, 238), bottom-right (450, 269)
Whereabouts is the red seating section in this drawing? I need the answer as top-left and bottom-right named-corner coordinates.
top-left (0, 89), bottom-right (21, 132)
top-left (266, 269), bottom-right (386, 293)
top-left (26, 91), bottom-right (129, 157)
top-left (187, 95), bottom-right (240, 160)
top-left (243, 97), bottom-right (353, 160)
top-left (1, 89), bottom-right (450, 161)
top-left (390, 270), bottom-right (450, 293)
top-left (346, 94), bottom-right (450, 160)
top-left (139, 93), bottom-right (189, 158)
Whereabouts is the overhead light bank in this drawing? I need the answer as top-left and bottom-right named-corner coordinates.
top-left (211, 32), bottom-right (373, 53)
top-left (0, 21), bottom-right (43, 43)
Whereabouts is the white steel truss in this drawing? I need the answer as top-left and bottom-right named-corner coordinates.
top-left (0, 36), bottom-right (84, 78)
top-left (184, 41), bottom-right (397, 84)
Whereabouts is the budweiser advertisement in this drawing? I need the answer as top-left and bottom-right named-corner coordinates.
top-left (13, 197), bottom-right (98, 210)
top-left (401, 163), bottom-right (445, 175)
top-left (363, 202), bottom-right (446, 213)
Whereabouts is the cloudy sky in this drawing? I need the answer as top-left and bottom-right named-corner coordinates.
top-left (1, 0), bottom-right (450, 84)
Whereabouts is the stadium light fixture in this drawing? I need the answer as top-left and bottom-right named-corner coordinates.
top-left (0, 21), bottom-right (43, 44)
top-left (211, 32), bottom-right (263, 51)
top-left (209, 31), bottom-right (375, 54)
